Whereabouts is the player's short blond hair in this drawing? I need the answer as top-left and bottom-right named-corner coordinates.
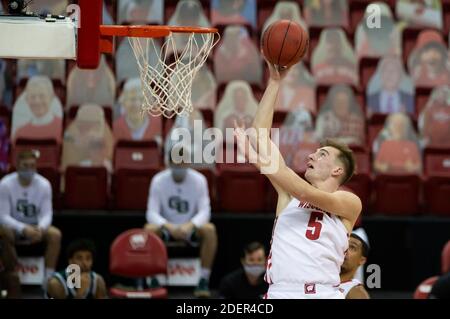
top-left (321, 139), bottom-right (356, 185)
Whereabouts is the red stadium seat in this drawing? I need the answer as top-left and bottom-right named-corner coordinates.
top-left (113, 168), bottom-right (159, 210)
top-left (37, 166), bottom-right (61, 209)
top-left (12, 138), bottom-right (60, 168)
top-left (373, 174), bottom-right (421, 215)
top-left (444, 1), bottom-right (450, 35)
top-left (272, 111), bottom-right (288, 128)
top-left (195, 167), bottom-right (217, 211)
top-left (217, 164), bottom-right (267, 213)
top-left (413, 276), bottom-right (439, 299)
top-left (266, 179), bottom-right (278, 213)
top-left (345, 146), bottom-right (372, 209)
top-left (423, 147), bottom-right (450, 216)
top-left (257, 2), bottom-right (273, 32)
top-left (64, 166), bottom-right (108, 209)
top-left (109, 229), bottom-right (168, 299)
top-left (200, 109), bottom-right (214, 128)
top-left (306, 26), bottom-right (322, 63)
top-left (368, 113), bottom-right (387, 147)
top-left (114, 140), bottom-right (161, 170)
top-left (349, 0), bottom-right (367, 35)
top-left (346, 173), bottom-right (372, 211)
top-left (424, 176), bottom-right (450, 216)
top-left (216, 142), bottom-right (268, 213)
top-left (442, 240), bottom-right (450, 274)
top-left (424, 147), bottom-right (450, 176)
top-left (402, 28), bottom-right (422, 64)
top-left (162, 117), bottom-right (175, 139)
top-left (351, 145), bottom-right (371, 174)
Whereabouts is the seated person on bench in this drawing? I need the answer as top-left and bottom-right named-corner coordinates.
top-left (144, 145), bottom-right (217, 298)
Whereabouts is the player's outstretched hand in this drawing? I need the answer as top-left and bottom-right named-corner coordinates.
top-left (233, 120), bottom-right (259, 166)
top-left (233, 120), bottom-right (284, 175)
top-left (265, 58), bottom-right (289, 82)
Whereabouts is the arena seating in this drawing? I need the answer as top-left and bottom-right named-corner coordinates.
top-left (0, 0), bottom-right (448, 216)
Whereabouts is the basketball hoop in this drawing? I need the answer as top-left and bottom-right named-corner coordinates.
top-left (101, 25), bottom-right (220, 118)
top-left (0, 0), bottom-right (219, 118)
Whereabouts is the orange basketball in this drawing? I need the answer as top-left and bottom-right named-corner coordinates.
top-left (261, 20), bottom-right (309, 68)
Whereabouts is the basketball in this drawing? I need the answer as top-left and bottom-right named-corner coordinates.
top-left (261, 20), bottom-right (309, 68)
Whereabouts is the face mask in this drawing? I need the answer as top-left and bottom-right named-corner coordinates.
top-left (171, 167), bottom-right (187, 182)
top-left (18, 169), bottom-right (36, 182)
top-left (243, 264), bottom-right (266, 277)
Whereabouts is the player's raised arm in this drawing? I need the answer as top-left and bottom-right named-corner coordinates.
top-left (235, 128), bottom-right (361, 225)
top-left (251, 21), bottom-right (309, 214)
top-left (251, 62), bottom-right (287, 132)
top-left (249, 63), bottom-right (291, 214)
top-left (271, 166), bottom-right (361, 223)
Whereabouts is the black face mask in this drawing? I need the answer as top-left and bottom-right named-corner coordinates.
top-left (171, 167), bottom-right (187, 182)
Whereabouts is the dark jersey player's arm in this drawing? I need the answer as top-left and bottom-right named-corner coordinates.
top-left (47, 277), bottom-right (67, 299)
top-left (95, 275), bottom-right (108, 299)
top-left (347, 286), bottom-right (370, 299)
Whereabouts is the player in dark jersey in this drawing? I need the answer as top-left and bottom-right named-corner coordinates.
top-left (339, 230), bottom-right (370, 299)
top-left (46, 239), bottom-right (107, 299)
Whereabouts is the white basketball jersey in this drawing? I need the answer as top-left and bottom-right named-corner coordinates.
top-left (339, 279), bottom-right (362, 298)
top-left (0, 172), bottom-right (52, 226)
top-left (146, 168), bottom-right (210, 226)
top-left (265, 198), bottom-right (349, 287)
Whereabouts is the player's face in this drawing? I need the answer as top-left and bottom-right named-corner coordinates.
top-left (305, 146), bottom-right (342, 183)
top-left (69, 250), bottom-right (93, 273)
top-left (341, 237), bottom-right (365, 274)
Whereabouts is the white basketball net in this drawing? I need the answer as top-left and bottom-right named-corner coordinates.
top-left (129, 32), bottom-right (219, 118)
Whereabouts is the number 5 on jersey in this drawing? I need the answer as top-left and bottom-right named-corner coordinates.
top-left (305, 211), bottom-right (323, 240)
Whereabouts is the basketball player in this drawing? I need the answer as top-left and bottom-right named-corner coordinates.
top-left (46, 239), bottom-right (107, 299)
top-left (144, 145), bottom-right (217, 298)
top-left (0, 150), bottom-right (61, 286)
top-left (234, 61), bottom-right (362, 299)
top-left (339, 230), bottom-right (370, 299)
